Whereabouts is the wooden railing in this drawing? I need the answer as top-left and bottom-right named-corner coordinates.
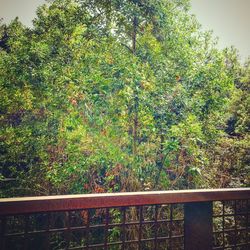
top-left (0, 188), bottom-right (249, 250)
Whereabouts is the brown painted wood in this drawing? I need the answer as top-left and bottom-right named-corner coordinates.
top-left (0, 188), bottom-right (249, 216)
top-left (184, 202), bottom-right (213, 250)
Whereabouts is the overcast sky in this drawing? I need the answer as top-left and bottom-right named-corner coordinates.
top-left (0, 0), bottom-right (249, 61)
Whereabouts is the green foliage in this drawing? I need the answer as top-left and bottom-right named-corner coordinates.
top-left (0, 0), bottom-right (247, 197)
top-left (203, 56), bottom-right (250, 188)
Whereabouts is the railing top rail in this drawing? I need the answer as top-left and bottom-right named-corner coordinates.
top-left (0, 188), bottom-right (249, 216)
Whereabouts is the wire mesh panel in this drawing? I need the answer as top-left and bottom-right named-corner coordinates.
top-left (0, 204), bottom-right (184, 250)
top-left (212, 199), bottom-right (250, 250)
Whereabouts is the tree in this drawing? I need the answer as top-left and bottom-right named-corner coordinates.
top-left (203, 54), bottom-right (249, 188)
top-left (0, 0), bottom-right (241, 197)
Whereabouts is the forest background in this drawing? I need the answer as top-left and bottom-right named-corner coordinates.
top-left (0, 0), bottom-right (249, 198)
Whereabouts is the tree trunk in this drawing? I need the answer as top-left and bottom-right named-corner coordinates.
top-left (155, 133), bottom-right (165, 187)
top-left (132, 16), bottom-right (139, 156)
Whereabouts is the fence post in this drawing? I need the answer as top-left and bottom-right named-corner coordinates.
top-left (0, 217), bottom-right (6, 250)
top-left (184, 202), bottom-right (213, 250)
